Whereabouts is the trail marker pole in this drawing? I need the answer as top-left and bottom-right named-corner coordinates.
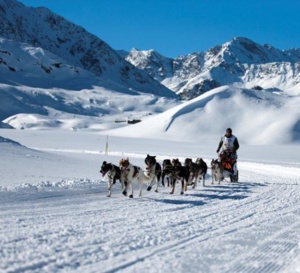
top-left (105, 135), bottom-right (108, 155)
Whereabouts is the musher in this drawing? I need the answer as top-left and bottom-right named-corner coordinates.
top-left (216, 128), bottom-right (240, 181)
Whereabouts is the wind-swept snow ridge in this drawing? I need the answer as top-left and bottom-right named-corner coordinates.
top-left (105, 86), bottom-right (300, 144)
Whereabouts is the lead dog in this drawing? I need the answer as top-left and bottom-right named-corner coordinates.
top-left (119, 158), bottom-right (150, 198)
top-left (100, 161), bottom-right (124, 197)
top-left (144, 154), bottom-right (162, 192)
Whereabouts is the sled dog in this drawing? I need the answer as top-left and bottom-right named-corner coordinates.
top-left (119, 158), bottom-right (150, 198)
top-left (144, 154), bottom-right (162, 192)
top-left (100, 161), bottom-right (123, 197)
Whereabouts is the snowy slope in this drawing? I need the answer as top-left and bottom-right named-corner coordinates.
top-left (0, 38), bottom-right (179, 127)
top-left (0, 130), bottom-right (300, 273)
top-left (2, 85), bottom-right (300, 144)
top-left (105, 86), bottom-right (300, 145)
top-left (0, 38), bottom-right (100, 89)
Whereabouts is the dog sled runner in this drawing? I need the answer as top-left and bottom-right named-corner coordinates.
top-left (222, 165), bottom-right (239, 182)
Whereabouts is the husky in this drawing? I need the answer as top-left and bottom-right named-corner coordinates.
top-left (184, 158), bottom-right (201, 190)
top-left (195, 158), bottom-right (208, 186)
top-left (170, 158), bottom-right (190, 195)
top-left (161, 159), bottom-right (173, 187)
top-left (100, 161), bottom-right (123, 197)
top-left (211, 159), bottom-right (224, 184)
top-left (144, 154), bottom-right (162, 192)
top-left (119, 158), bottom-right (150, 198)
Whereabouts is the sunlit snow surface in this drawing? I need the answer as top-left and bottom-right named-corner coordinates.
top-left (0, 130), bottom-right (300, 273)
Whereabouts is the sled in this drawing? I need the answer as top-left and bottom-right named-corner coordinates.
top-left (219, 150), bottom-right (239, 182)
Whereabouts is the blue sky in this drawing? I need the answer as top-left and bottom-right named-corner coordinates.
top-left (18, 0), bottom-right (300, 58)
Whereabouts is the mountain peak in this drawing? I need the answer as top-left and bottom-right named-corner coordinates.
top-left (125, 37), bottom-right (300, 99)
top-left (126, 48), bottom-right (173, 81)
top-left (232, 37), bottom-right (256, 44)
top-left (129, 48), bottom-right (166, 60)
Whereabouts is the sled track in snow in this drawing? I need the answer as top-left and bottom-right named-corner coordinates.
top-left (97, 181), bottom-right (300, 273)
top-left (1, 152), bottom-right (300, 273)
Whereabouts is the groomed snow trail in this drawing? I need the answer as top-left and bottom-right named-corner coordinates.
top-left (1, 161), bottom-right (300, 273)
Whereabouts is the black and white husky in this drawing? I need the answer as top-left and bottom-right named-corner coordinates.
top-left (144, 154), bottom-right (162, 192)
top-left (100, 161), bottom-right (123, 197)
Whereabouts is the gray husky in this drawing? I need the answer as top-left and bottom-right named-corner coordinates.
top-left (211, 159), bottom-right (224, 184)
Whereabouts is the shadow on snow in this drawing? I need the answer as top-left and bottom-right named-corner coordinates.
top-left (148, 181), bottom-right (267, 205)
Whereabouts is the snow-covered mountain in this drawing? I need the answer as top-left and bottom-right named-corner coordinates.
top-left (0, 0), bottom-right (300, 145)
top-left (0, 37), bottom-right (179, 128)
top-left (0, 0), bottom-right (175, 97)
top-left (0, 0), bottom-right (179, 127)
top-left (125, 38), bottom-right (300, 99)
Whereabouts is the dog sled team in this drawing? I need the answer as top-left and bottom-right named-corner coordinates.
top-left (100, 128), bottom-right (240, 198)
